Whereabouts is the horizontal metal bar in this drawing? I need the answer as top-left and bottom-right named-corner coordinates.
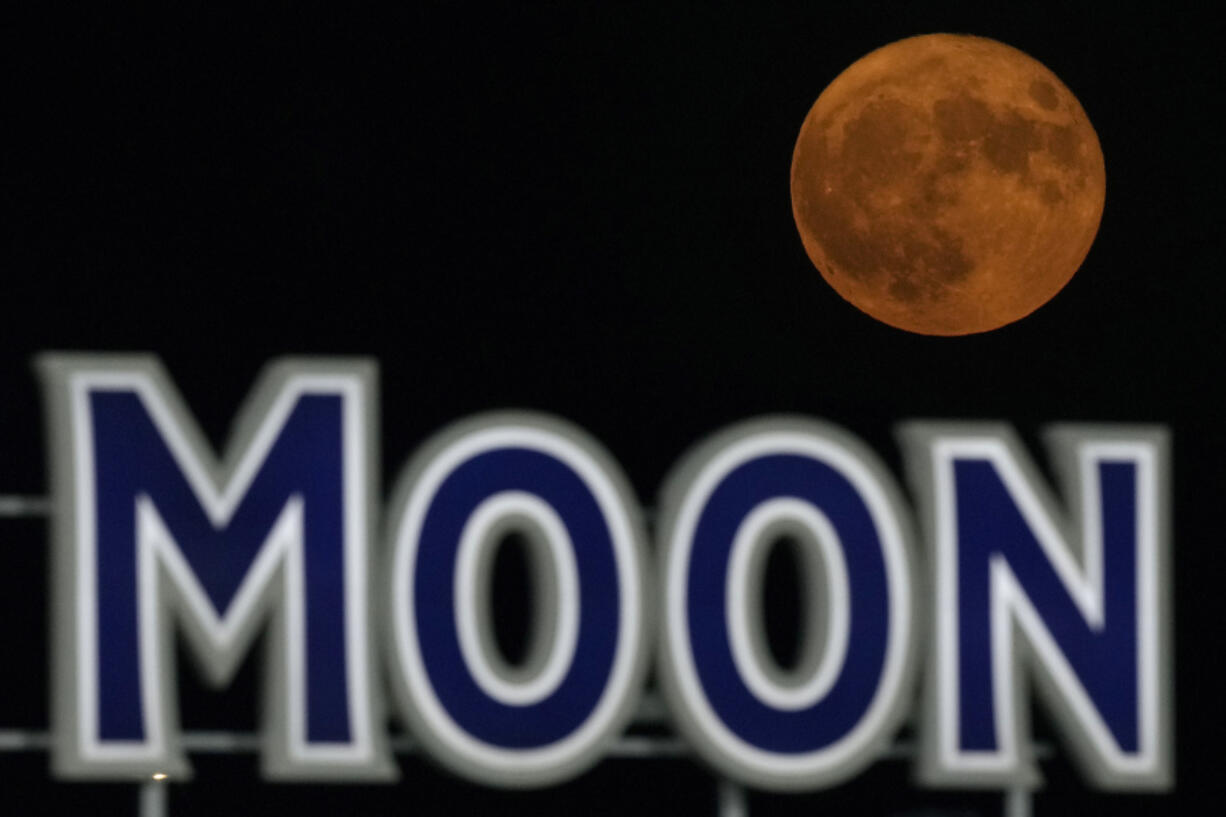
top-left (180, 731), bottom-right (262, 752)
top-left (0, 728), bottom-right (693, 758)
top-left (0, 498), bottom-right (652, 524)
top-left (386, 732), bottom-right (691, 758)
top-left (0, 729), bottom-right (53, 750)
top-left (0, 495), bottom-right (50, 517)
top-left (606, 736), bottom-right (689, 758)
top-left (0, 727), bottom-right (1052, 760)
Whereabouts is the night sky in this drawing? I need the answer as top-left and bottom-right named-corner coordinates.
top-left (2, 4), bottom-right (1222, 815)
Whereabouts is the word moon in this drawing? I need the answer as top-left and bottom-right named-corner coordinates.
top-left (39, 355), bottom-right (1170, 792)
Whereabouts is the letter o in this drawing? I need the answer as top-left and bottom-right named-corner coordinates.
top-left (384, 413), bottom-right (651, 787)
top-left (657, 418), bottom-right (919, 790)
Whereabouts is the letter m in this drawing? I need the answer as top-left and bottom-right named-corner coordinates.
top-left (40, 355), bottom-right (393, 781)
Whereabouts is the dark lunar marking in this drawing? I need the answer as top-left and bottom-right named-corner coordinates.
top-left (915, 173), bottom-right (957, 214)
top-left (1029, 79), bottom-right (1059, 110)
top-left (1045, 123), bottom-right (1081, 166)
top-left (900, 225), bottom-right (972, 297)
top-left (1041, 180), bottom-right (1064, 204)
top-left (983, 109), bottom-right (1040, 175)
top-left (933, 94), bottom-right (994, 145)
top-left (829, 217), bottom-right (972, 297)
top-left (934, 94), bottom-right (1042, 176)
top-left (795, 106), bottom-right (973, 295)
top-left (841, 99), bottom-right (927, 189)
top-left (934, 150), bottom-right (972, 176)
top-left (804, 180), bottom-right (975, 292)
top-left (914, 153), bottom-right (970, 216)
top-left (889, 275), bottom-right (923, 303)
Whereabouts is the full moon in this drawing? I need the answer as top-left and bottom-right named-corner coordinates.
top-left (790, 34), bottom-right (1105, 335)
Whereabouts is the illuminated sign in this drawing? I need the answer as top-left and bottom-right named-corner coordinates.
top-left (38, 355), bottom-right (1172, 791)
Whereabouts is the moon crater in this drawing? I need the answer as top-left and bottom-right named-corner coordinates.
top-left (791, 34), bottom-right (1105, 334)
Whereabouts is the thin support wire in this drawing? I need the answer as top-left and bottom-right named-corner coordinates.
top-left (1003, 787), bottom-right (1033, 817)
top-left (716, 779), bottom-right (748, 817)
top-left (138, 781), bottom-right (168, 817)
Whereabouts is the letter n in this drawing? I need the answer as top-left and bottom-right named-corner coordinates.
top-left (39, 355), bottom-right (394, 781)
top-left (900, 423), bottom-right (1172, 790)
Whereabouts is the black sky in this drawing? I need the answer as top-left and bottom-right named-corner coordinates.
top-left (2, 4), bottom-right (1223, 815)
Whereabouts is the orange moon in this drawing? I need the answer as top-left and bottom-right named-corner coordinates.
top-left (790, 34), bottom-right (1105, 335)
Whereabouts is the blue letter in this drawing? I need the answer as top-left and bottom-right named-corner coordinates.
top-left (40, 355), bottom-right (393, 781)
top-left (384, 413), bottom-right (651, 787)
top-left (900, 423), bottom-right (1172, 790)
top-left (657, 418), bottom-right (918, 790)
